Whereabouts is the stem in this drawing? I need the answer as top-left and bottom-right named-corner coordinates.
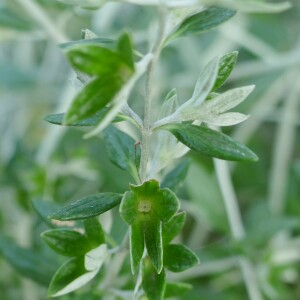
top-left (139, 6), bottom-right (166, 181)
top-left (213, 159), bottom-right (245, 240)
top-left (15, 0), bottom-right (67, 44)
top-left (213, 158), bottom-right (263, 300)
top-left (268, 72), bottom-right (300, 215)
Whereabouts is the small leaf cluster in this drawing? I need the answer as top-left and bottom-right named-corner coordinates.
top-left (39, 3), bottom-right (261, 300)
top-left (41, 218), bottom-right (107, 297)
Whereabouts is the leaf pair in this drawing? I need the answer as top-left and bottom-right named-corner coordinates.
top-left (42, 218), bottom-right (107, 297)
top-left (63, 33), bottom-right (135, 126)
top-left (153, 50), bottom-right (242, 129)
top-left (42, 218), bottom-right (105, 257)
top-left (48, 244), bottom-right (108, 297)
top-left (177, 51), bottom-right (251, 127)
top-left (120, 179), bottom-right (180, 273)
top-left (152, 50), bottom-right (258, 162)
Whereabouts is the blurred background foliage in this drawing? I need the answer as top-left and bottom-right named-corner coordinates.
top-left (0, 0), bottom-right (300, 299)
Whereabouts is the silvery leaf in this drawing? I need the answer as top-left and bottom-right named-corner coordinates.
top-left (202, 112), bottom-right (249, 126)
top-left (178, 57), bottom-right (219, 112)
top-left (201, 85), bottom-right (255, 114)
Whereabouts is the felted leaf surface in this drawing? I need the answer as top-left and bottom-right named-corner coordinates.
top-left (202, 85), bottom-right (255, 114)
top-left (191, 57), bottom-right (219, 106)
top-left (178, 58), bottom-right (219, 112)
top-left (50, 193), bottom-right (122, 221)
top-left (178, 85), bottom-right (254, 125)
top-left (164, 124), bottom-right (258, 162)
top-left (160, 88), bottom-right (178, 118)
top-left (201, 112), bottom-right (249, 127)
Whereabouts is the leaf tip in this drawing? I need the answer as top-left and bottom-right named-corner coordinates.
top-left (247, 84), bottom-right (256, 93)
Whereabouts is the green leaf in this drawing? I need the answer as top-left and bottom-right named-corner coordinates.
top-left (41, 229), bottom-right (90, 257)
top-left (103, 125), bottom-right (140, 176)
top-left (48, 245), bottom-right (108, 297)
top-left (66, 45), bottom-right (132, 79)
top-left (117, 32), bottom-right (135, 70)
top-left (142, 258), bottom-right (166, 300)
top-left (64, 76), bottom-right (123, 124)
top-left (212, 51), bottom-right (238, 91)
top-left (164, 244), bottom-right (199, 272)
top-left (164, 282), bottom-right (192, 298)
top-left (84, 218), bottom-right (105, 249)
top-left (0, 235), bottom-right (58, 286)
top-left (83, 53), bottom-right (151, 138)
top-left (144, 220), bottom-right (163, 273)
top-left (48, 256), bottom-right (86, 297)
top-left (163, 124), bottom-right (258, 162)
top-left (162, 212), bottom-right (186, 245)
top-left (167, 6), bottom-right (236, 43)
top-left (161, 159), bottom-right (190, 192)
top-left (50, 193), bottom-right (123, 221)
top-left (130, 221), bottom-right (145, 274)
